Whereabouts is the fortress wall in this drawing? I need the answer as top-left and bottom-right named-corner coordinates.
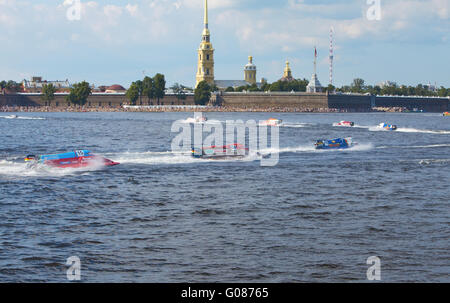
top-left (220, 93), bottom-right (329, 109)
top-left (374, 96), bottom-right (449, 112)
top-left (328, 94), bottom-right (372, 111)
top-left (0, 94), bottom-right (196, 107)
top-left (2, 93), bottom-right (448, 112)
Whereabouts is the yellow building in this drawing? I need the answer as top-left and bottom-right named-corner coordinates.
top-left (280, 61), bottom-right (294, 82)
top-left (196, 0), bottom-right (215, 87)
top-left (244, 56), bottom-right (257, 85)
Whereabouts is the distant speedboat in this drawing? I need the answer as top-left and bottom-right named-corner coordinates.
top-left (192, 144), bottom-right (249, 159)
top-left (261, 118), bottom-right (283, 126)
top-left (25, 150), bottom-right (119, 169)
top-left (443, 112), bottom-right (450, 117)
top-left (315, 138), bottom-right (355, 150)
top-left (335, 121), bottom-right (355, 127)
top-left (186, 116), bottom-right (208, 123)
top-left (378, 123), bottom-right (398, 131)
top-left (5, 115), bottom-right (18, 119)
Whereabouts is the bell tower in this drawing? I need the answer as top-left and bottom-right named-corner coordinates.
top-left (244, 56), bottom-right (257, 85)
top-left (196, 0), bottom-right (215, 87)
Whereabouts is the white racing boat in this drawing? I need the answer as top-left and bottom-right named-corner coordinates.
top-left (260, 118), bottom-right (283, 127)
top-left (186, 115), bottom-right (208, 124)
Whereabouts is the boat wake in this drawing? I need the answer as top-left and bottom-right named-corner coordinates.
top-left (282, 123), bottom-right (314, 128)
top-left (418, 158), bottom-right (450, 165)
top-left (0, 115), bottom-right (45, 120)
top-left (395, 128), bottom-right (450, 135)
top-left (368, 125), bottom-right (450, 134)
top-left (377, 144), bottom-right (450, 150)
top-left (259, 143), bottom-right (374, 155)
top-left (106, 151), bottom-right (259, 165)
top-left (0, 158), bottom-right (104, 178)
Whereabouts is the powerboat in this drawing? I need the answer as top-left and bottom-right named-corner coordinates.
top-left (335, 121), bottom-right (355, 127)
top-left (443, 112), bottom-right (450, 117)
top-left (260, 118), bottom-right (283, 126)
top-left (315, 138), bottom-right (355, 150)
top-left (192, 144), bottom-right (249, 159)
top-left (378, 123), bottom-right (397, 131)
top-left (25, 150), bottom-right (119, 168)
top-left (5, 115), bottom-right (18, 119)
top-left (186, 115), bottom-right (208, 123)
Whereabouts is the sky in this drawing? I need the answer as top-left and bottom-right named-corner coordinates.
top-left (0, 0), bottom-right (449, 88)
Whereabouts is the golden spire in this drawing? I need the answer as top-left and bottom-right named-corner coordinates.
top-left (196, 0), bottom-right (214, 87)
top-left (282, 60), bottom-right (293, 81)
top-left (204, 0), bottom-right (208, 29)
top-left (202, 0), bottom-right (210, 36)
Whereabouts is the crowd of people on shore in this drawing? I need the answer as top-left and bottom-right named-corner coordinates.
top-left (1, 105), bottom-right (353, 113)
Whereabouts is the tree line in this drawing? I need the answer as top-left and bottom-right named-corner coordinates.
top-left (336, 78), bottom-right (450, 97)
top-left (2, 76), bottom-right (449, 108)
top-left (126, 73), bottom-right (166, 105)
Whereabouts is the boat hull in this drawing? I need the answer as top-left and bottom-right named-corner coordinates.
top-left (315, 138), bottom-right (352, 150)
top-left (27, 150), bottom-right (119, 169)
top-left (42, 156), bottom-right (119, 168)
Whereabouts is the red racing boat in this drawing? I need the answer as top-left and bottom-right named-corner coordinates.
top-left (191, 144), bottom-right (250, 159)
top-left (335, 121), bottom-right (355, 127)
top-left (25, 150), bottom-right (119, 168)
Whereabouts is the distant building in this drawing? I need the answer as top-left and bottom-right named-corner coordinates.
top-left (280, 61), bottom-right (295, 82)
top-left (105, 85), bottom-right (126, 94)
top-left (196, 1), bottom-right (264, 91)
top-left (306, 74), bottom-right (323, 93)
top-left (244, 56), bottom-right (257, 85)
top-left (196, 0), bottom-right (214, 87)
top-left (378, 81), bottom-right (397, 88)
top-left (22, 76), bottom-right (71, 93)
top-left (215, 56), bottom-right (264, 90)
top-left (306, 48), bottom-right (323, 93)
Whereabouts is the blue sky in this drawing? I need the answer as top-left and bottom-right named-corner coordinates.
top-left (0, 0), bottom-right (449, 88)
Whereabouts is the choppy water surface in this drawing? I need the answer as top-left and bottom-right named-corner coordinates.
top-left (0, 112), bottom-right (449, 282)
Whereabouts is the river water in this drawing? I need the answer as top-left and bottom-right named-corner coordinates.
top-left (0, 112), bottom-right (449, 282)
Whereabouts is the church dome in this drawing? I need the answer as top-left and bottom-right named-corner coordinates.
top-left (244, 56), bottom-right (256, 70)
top-left (106, 85), bottom-right (126, 91)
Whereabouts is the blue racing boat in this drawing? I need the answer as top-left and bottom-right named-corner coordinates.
top-left (315, 138), bottom-right (354, 150)
top-left (378, 123), bottom-right (397, 131)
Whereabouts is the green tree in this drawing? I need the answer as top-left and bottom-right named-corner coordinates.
top-left (153, 73), bottom-right (166, 104)
top-left (66, 81), bottom-right (92, 106)
top-left (134, 80), bottom-right (144, 104)
top-left (126, 82), bottom-right (140, 105)
top-left (194, 81), bottom-right (211, 105)
top-left (225, 86), bottom-right (235, 92)
top-left (171, 83), bottom-right (186, 101)
top-left (351, 78), bottom-right (365, 93)
top-left (248, 83), bottom-right (260, 92)
top-left (41, 83), bottom-right (56, 103)
top-left (143, 76), bottom-right (154, 102)
top-left (326, 84), bottom-right (336, 93)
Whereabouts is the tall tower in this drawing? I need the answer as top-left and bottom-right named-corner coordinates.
top-left (244, 56), bottom-right (257, 85)
top-left (196, 0), bottom-right (215, 87)
top-left (280, 61), bottom-right (294, 82)
top-left (307, 47), bottom-right (323, 93)
top-left (329, 27), bottom-right (334, 86)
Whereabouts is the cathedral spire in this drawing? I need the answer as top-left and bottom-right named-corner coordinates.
top-left (204, 0), bottom-right (208, 29)
top-left (196, 0), bottom-right (214, 87)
